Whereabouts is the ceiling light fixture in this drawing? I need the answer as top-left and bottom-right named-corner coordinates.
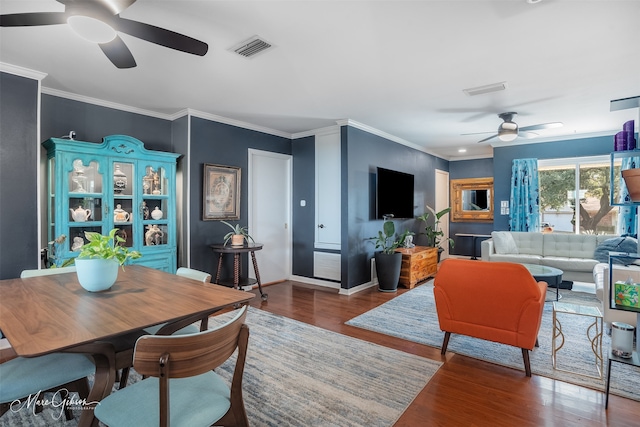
top-left (67, 15), bottom-right (116, 44)
top-left (458, 148), bottom-right (467, 153)
top-left (527, 0), bottom-right (542, 4)
top-left (498, 121), bottom-right (518, 142)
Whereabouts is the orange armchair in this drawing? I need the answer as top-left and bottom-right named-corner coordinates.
top-left (433, 259), bottom-right (547, 376)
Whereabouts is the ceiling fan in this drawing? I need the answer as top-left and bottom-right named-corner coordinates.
top-left (0, 0), bottom-right (208, 69)
top-left (463, 112), bottom-right (563, 143)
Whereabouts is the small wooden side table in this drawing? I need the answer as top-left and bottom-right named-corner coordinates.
top-left (395, 246), bottom-right (438, 289)
top-left (210, 243), bottom-right (268, 301)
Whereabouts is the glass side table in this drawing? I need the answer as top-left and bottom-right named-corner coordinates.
top-left (552, 301), bottom-right (604, 379)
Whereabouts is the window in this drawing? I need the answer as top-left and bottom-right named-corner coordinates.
top-left (538, 156), bottom-right (621, 235)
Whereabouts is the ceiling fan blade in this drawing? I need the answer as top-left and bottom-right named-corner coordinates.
top-left (519, 131), bottom-right (539, 139)
top-left (519, 122), bottom-right (563, 132)
top-left (477, 134), bottom-right (498, 143)
top-left (112, 17), bottom-right (208, 56)
top-left (0, 12), bottom-right (67, 27)
top-left (99, 35), bottom-right (136, 69)
top-left (461, 131), bottom-right (494, 136)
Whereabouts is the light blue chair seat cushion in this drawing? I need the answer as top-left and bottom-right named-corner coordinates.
top-left (94, 371), bottom-right (231, 427)
top-left (143, 323), bottom-right (200, 335)
top-left (0, 353), bottom-right (95, 403)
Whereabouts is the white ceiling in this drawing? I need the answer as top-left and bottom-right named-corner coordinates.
top-left (1, 0), bottom-right (639, 160)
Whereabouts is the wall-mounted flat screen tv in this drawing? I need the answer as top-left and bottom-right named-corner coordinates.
top-left (376, 167), bottom-right (415, 219)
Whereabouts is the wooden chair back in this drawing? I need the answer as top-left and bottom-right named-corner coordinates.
top-left (20, 266), bottom-right (76, 278)
top-left (133, 305), bottom-right (249, 426)
top-left (176, 267), bottom-right (211, 283)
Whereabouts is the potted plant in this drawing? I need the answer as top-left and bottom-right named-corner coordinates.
top-left (72, 228), bottom-right (142, 292)
top-left (369, 221), bottom-right (413, 292)
top-left (417, 206), bottom-right (454, 262)
top-left (220, 220), bottom-right (255, 246)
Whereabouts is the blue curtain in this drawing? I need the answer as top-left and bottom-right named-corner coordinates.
top-left (618, 156), bottom-right (638, 237)
top-left (510, 158), bottom-right (540, 232)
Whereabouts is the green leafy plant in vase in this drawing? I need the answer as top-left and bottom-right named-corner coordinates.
top-left (72, 228), bottom-right (142, 292)
top-left (368, 220), bottom-right (413, 292)
top-left (417, 206), bottom-right (454, 261)
top-left (220, 220), bottom-right (255, 246)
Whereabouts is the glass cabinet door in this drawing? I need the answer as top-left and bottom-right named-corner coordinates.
top-left (67, 158), bottom-right (103, 254)
top-left (141, 165), bottom-right (170, 248)
top-left (112, 161), bottom-right (135, 248)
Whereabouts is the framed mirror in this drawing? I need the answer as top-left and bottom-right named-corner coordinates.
top-left (450, 177), bottom-right (494, 222)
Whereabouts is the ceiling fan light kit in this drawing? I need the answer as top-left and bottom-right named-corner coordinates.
top-left (67, 15), bottom-right (116, 44)
top-left (474, 111), bottom-right (563, 143)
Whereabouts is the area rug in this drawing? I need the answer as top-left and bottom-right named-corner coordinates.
top-left (346, 282), bottom-right (640, 402)
top-left (2, 307), bottom-right (442, 427)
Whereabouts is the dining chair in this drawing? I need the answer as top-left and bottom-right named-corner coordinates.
top-left (0, 267), bottom-right (94, 421)
top-left (94, 305), bottom-right (250, 427)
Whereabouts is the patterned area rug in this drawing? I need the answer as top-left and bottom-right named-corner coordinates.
top-left (2, 307), bottom-right (442, 427)
top-left (346, 282), bottom-right (640, 402)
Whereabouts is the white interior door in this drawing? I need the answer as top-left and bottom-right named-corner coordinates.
top-left (248, 149), bottom-right (292, 284)
top-left (435, 169), bottom-right (450, 259)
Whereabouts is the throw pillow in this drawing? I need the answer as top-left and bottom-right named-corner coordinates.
top-left (593, 237), bottom-right (638, 265)
top-left (491, 231), bottom-right (519, 255)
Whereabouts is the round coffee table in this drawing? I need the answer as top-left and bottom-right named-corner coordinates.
top-left (520, 263), bottom-right (563, 302)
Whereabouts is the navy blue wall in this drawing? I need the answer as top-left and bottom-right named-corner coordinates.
top-left (493, 136), bottom-right (613, 231)
top-left (292, 136), bottom-right (315, 277)
top-left (448, 157), bottom-right (494, 256)
top-left (0, 73), bottom-right (39, 279)
top-left (188, 117), bottom-right (292, 277)
top-left (41, 95), bottom-right (172, 150)
top-left (344, 126), bottom-right (448, 288)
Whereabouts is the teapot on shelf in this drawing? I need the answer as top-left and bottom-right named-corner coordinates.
top-left (113, 204), bottom-right (130, 223)
top-left (70, 206), bottom-right (91, 222)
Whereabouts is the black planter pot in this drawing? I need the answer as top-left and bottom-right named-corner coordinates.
top-left (374, 251), bottom-right (402, 292)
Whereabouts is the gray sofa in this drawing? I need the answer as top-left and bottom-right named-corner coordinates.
top-left (480, 231), bottom-right (614, 283)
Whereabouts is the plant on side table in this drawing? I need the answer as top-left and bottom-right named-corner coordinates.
top-left (220, 220), bottom-right (255, 246)
top-left (71, 228), bottom-right (142, 292)
top-left (369, 220), bottom-right (413, 292)
top-left (417, 205), bottom-right (454, 262)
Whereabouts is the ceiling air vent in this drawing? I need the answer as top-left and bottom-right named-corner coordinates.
top-left (231, 36), bottom-right (273, 58)
top-left (463, 81), bottom-right (507, 96)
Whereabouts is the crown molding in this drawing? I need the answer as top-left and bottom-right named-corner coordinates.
top-left (41, 87), bottom-right (171, 120)
top-left (291, 124), bottom-right (341, 139)
top-left (0, 62), bottom-right (47, 81)
top-left (185, 109), bottom-right (291, 139)
top-left (337, 119), bottom-right (446, 159)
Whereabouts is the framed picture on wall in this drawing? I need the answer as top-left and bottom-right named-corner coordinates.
top-left (203, 164), bottom-right (241, 220)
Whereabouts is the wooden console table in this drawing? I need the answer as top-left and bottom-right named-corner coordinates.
top-left (395, 246), bottom-right (438, 288)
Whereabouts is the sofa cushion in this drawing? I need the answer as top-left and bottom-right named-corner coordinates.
top-left (489, 254), bottom-right (542, 264)
top-left (491, 231), bottom-right (519, 254)
top-left (509, 232), bottom-right (544, 255)
top-left (542, 233), bottom-right (598, 258)
top-left (542, 256), bottom-right (599, 273)
top-left (593, 236), bottom-right (638, 264)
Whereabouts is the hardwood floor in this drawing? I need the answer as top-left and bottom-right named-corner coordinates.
top-left (245, 280), bottom-right (640, 426)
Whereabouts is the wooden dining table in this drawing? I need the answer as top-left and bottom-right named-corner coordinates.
top-left (0, 265), bottom-right (254, 426)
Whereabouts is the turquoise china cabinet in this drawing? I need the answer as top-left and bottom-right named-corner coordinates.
top-left (43, 135), bottom-right (181, 272)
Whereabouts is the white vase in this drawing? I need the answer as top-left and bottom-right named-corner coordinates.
top-left (151, 206), bottom-right (163, 220)
top-left (75, 258), bottom-right (119, 292)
